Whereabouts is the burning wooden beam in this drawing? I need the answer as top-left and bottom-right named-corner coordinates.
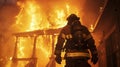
top-left (12, 28), bottom-right (62, 67)
top-left (13, 28), bottom-right (62, 37)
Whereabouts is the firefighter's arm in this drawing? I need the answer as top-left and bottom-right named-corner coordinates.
top-left (86, 36), bottom-right (98, 64)
top-left (54, 34), bottom-right (65, 56)
top-left (54, 31), bottom-right (65, 64)
top-left (55, 25), bottom-right (70, 55)
top-left (82, 26), bottom-right (98, 58)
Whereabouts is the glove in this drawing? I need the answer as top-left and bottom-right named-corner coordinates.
top-left (55, 55), bottom-right (62, 64)
top-left (91, 55), bottom-right (98, 64)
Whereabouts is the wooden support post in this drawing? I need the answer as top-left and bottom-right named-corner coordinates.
top-left (46, 35), bottom-right (57, 67)
top-left (51, 35), bottom-right (56, 67)
top-left (12, 36), bottom-right (18, 67)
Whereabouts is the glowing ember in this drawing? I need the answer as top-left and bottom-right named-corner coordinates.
top-left (90, 24), bottom-right (94, 32)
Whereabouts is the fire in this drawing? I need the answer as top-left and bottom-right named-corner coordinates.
top-left (15, 1), bottom-right (79, 32)
top-left (16, 1), bottom-right (43, 31)
top-left (17, 37), bottom-right (33, 58)
top-left (90, 24), bottom-right (94, 32)
top-left (66, 3), bottom-right (70, 13)
top-left (7, 0), bottom-right (81, 67)
top-left (53, 9), bottom-right (66, 27)
top-left (27, 1), bottom-right (42, 31)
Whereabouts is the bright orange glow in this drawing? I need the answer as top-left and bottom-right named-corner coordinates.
top-left (16, 1), bottom-right (43, 31)
top-left (8, 0), bottom-right (81, 67)
top-left (66, 3), bottom-right (70, 13)
top-left (15, 1), bottom-right (80, 32)
top-left (90, 24), bottom-right (94, 32)
top-left (17, 37), bottom-right (33, 58)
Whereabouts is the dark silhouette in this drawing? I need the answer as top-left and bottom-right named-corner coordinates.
top-left (54, 14), bottom-right (98, 67)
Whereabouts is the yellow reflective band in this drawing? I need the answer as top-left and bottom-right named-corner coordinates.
top-left (66, 35), bottom-right (69, 39)
top-left (66, 52), bottom-right (90, 58)
top-left (61, 33), bottom-right (66, 39)
top-left (69, 34), bottom-right (72, 38)
top-left (61, 34), bottom-right (72, 39)
top-left (66, 34), bottom-right (72, 39)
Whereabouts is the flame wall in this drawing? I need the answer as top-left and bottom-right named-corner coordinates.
top-left (0, 0), bottom-right (88, 67)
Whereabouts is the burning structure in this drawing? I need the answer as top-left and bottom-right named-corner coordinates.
top-left (12, 28), bottom-right (62, 67)
top-left (9, 0), bottom-right (81, 67)
top-left (0, 0), bottom-right (85, 67)
top-left (0, 0), bottom-right (104, 67)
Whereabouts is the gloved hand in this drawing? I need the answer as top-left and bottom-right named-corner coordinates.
top-left (55, 55), bottom-right (62, 64)
top-left (91, 55), bottom-right (98, 64)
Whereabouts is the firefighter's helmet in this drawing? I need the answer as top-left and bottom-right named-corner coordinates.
top-left (67, 14), bottom-right (80, 21)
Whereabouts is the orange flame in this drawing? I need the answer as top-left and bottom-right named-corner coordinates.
top-left (16, 1), bottom-right (43, 31)
top-left (90, 24), bottom-right (94, 32)
top-left (8, 0), bottom-right (80, 67)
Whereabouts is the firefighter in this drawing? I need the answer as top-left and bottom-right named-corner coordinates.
top-left (54, 14), bottom-right (98, 67)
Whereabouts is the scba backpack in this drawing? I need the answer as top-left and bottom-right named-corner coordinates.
top-left (70, 20), bottom-right (88, 49)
